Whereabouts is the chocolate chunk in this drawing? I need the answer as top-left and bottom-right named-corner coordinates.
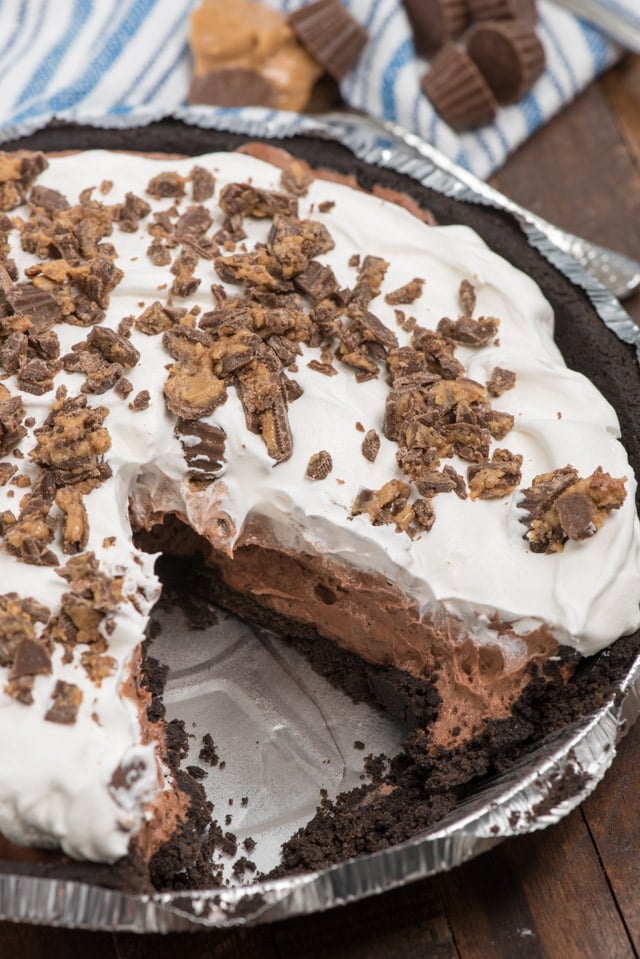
top-left (146, 238), bottom-right (171, 267)
top-left (190, 165), bottom-right (216, 203)
top-left (403, 0), bottom-right (469, 56)
top-left (0, 392), bottom-right (27, 455)
top-left (306, 450), bottom-right (333, 480)
top-left (10, 637), bottom-right (52, 679)
top-left (437, 314), bottom-right (499, 346)
top-left (87, 325), bottom-right (140, 368)
top-left (31, 391), bottom-right (112, 487)
top-left (412, 497), bottom-right (435, 531)
top-left (350, 255), bottom-right (389, 308)
top-left (135, 301), bottom-right (186, 335)
top-left (352, 479), bottom-right (414, 533)
top-left (55, 485), bottom-right (90, 554)
top-left (175, 418), bottom-right (226, 481)
top-left (487, 366), bottom-right (516, 396)
top-left (0, 463), bottom-right (17, 486)
top-left (171, 248), bottom-right (201, 297)
top-left (219, 182), bottom-right (298, 220)
top-left (28, 329), bottom-right (60, 362)
top-left (129, 390), bottom-right (151, 412)
top-left (387, 347), bottom-right (427, 382)
top-left (348, 306), bottom-right (399, 352)
top-left (16, 357), bottom-right (61, 395)
top-left (175, 204), bottom-right (213, 238)
top-left (146, 171), bottom-right (186, 199)
top-left (0, 151), bottom-right (48, 211)
top-left (556, 491), bottom-right (596, 542)
top-left (112, 191), bottom-right (151, 231)
top-left (29, 185), bottom-right (70, 215)
top-left (467, 448), bottom-right (522, 499)
top-left (4, 675), bottom-right (34, 705)
top-left (188, 68), bottom-right (276, 108)
top-left (421, 43), bottom-right (498, 130)
top-left (362, 429), bottom-right (381, 463)
top-left (519, 466), bottom-right (579, 520)
top-left (519, 466), bottom-right (626, 553)
top-left (289, 0), bottom-right (368, 80)
top-left (295, 260), bottom-right (339, 300)
top-left (307, 358), bottom-right (337, 377)
top-left (259, 391), bottom-right (293, 463)
top-left (411, 327), bottom-right (464, 379)
top-left (280, 160), bottom-right (314, 198)
top-left (459, 279), bottom-right (476, 318)
top-left (267, 214), bottom-right (335, 279)
top-left (164, 357), bottom-right (226, 420)
top-left (466, 20), bottom-right (545, 105)
top-left (6, 282), bottom-right (62, 328)
top-left (384, 277), bottom-right (425, 305)
top-left (0, 332), bottom-right (26, 375)
top-left (45, 679), bottom-right (82, 725)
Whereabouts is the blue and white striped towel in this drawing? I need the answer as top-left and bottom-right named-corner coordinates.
top-left (0, 0), bottom-right (636, 179)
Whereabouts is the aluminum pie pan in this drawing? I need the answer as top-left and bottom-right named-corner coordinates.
top-left (0, 108), bottom-right (639, 933)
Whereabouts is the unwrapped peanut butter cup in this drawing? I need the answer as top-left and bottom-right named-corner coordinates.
top-left (467, 0), bottom-right (538, 23)
top-left (188, 69), bottom-right (276, 107)
top-left (288, 0), bottom-right (368, 81)
top-left (421, 42), bottom-right (498, 130)
top-left (189, 0), bottom-right (322, 112)
top-left (466, 20), bottom-right (545, 104)
top-left (403, 0), bottom-right (469, 57)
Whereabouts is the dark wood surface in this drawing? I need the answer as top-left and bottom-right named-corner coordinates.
top-left (3, 55), bottom-right (640, 959)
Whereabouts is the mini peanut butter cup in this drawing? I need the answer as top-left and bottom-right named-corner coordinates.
top-left (187, 69), bottom-right (275, 108)
top-left (403, 0), bottom-right (469, 57)
top-left (466, 20), bottom-right (545, 104)
top-left (467, 0), bottom-right (538, 23)
top-left (421, 42), bottom-right (498, 130)
top-left (288, 0), bottom-right (368, 81)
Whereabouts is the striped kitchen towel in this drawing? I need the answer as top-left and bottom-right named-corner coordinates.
top-left (0, 0), bottom-right (633, 179)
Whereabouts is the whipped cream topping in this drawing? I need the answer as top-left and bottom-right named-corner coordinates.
top-left (0, 149), bottom-right (638, 864)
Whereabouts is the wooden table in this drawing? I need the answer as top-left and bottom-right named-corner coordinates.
top-left (3, 54), bottom-right (640, 959)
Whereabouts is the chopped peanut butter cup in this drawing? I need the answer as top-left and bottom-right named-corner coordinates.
top-left (466, 20), bottom-right (545, 104)
top-left (421, 43), bottom-right (498, 130)
top-left (403, 0), bottom-right (469, 57)
top-left (288, 0), bottom-right (368, 81)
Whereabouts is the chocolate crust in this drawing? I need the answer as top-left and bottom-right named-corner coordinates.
top-left (1, 121), bottom-right (639, 887)
top-left (150, 545), bottom-right (639, 875)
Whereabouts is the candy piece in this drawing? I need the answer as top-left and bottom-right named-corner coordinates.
top-left (467, 0), bottom-right (538, 23)
top-left (189, 0), bottom-right (322, 111)
top-left (403, 0), bottom-right (469, 57)
top-left (288, 0), bottom-right (368, 81)
top-left (188, 69), bottom-right (275, 108)
top-left (421, 42), bottom-right (498, 130)
top-left (466, 20), bottom-right (545, 104)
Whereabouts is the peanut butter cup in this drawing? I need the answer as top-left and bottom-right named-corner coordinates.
top-left (467, 0), bottom-right (538, 22)
top-left (466, 19), bottom-right (545, 103)
top-left (403, 0), bottom-right (469, 57)
top-left (421, 42), bottom-right (498, 129)
top-left (288, 0), bottom-right (368, 81)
